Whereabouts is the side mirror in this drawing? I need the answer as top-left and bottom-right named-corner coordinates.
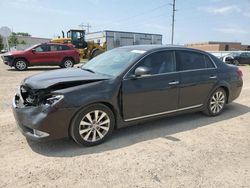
top-left (31, 49), bottom-right (36, 53)
top-left (134, 66), bottom-right (151, 77)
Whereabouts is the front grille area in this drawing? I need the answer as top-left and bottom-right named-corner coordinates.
top-left (18, 123), bottom-right (33, 133)
top-left (19, 85), bottom-right (38, 106)
top-left (3, 55), bottom-right (13, 62)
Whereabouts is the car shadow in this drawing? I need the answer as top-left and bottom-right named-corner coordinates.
top-left (7, 67), bottom-right (60, 71)
top-left (7, 64), bottom-right (83, 72)
top-left (27, 102), bottom-right (250, 157)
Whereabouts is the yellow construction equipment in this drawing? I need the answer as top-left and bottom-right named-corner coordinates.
top-left (51, 29), bottom-right (106, 59)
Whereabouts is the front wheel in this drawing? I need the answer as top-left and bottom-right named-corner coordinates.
top-left (70, 104), bottom-right (115, 146)
top-left (203, 88), bottom-right (227, 116)
top-left (14, 59), bottom-right (28, 71)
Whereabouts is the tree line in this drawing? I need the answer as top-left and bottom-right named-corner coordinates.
top-left (0, 32), bottom-right (31, 50)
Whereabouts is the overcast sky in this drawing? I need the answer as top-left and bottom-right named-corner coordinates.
top-left (0, 0), bottom-right (249, 44)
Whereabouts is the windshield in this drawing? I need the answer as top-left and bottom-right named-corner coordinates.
top-left (228, 52), bottom-right (239, 57)
top-left (24, 44), bottom-right (40, 51)
top-left (82, 48), bottom-right (145, 77)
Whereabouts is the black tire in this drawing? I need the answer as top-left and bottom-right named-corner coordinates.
top-left (203, 88), bottom-right (227, 116)
top-left (61, 58), bottom-right (74, 68)
top-left (70, 104), bottom-right (115, 146)
top-left (233, 60), bottom-right (240, 66)
top-left (90, 49), bottom-right (103, 60)
top-left (14, 58), bottom-right (28, 71)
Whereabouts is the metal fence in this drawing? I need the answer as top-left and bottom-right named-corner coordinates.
top-left (208, 51), bottom-right (247, 58)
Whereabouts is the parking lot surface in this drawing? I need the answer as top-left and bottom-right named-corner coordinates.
top-left (0, 61), bottom-right (249, 188)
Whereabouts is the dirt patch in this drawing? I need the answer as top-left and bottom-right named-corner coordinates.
top-left (0, 61), bottom-right (249, 188)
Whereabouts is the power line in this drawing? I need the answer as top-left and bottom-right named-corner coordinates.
top-left (116, 3), bottom-right (169, 23)
top-left (170, 0), bottom-right (177, 44)
top-left (92, 3), bottom-right (169, 28)
top-left (79, 23), bottom-right (91, 33)
top-left (102, 12), bottom-right (168, 30)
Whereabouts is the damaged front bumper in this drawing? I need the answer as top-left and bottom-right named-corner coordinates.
top-left (1, 55), bottom-right (14, 66)
top-left (12, 87), bottom-right (77, 141)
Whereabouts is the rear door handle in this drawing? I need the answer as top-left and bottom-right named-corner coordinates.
top-left (180, 83), bottom-right (196, 87)
top-left (168, 81), bottom-right (179, 85)
top-left (209, 75), bottom-right (217, 79)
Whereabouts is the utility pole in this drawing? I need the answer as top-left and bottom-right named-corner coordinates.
top-left (171, 0), bottom-right (176, 45)
top-left (79, 23), bottom-right (91, 33)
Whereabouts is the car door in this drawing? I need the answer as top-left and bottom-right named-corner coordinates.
top-left (29, 44), bottom-right (50, 65)
top-left (176, 50), bottom-right (218, 108)
top-left (122, 50), bottom-right (180, 121)
top-left (46, 44), bottom-right (61, 64)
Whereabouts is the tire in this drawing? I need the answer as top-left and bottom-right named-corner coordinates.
top-left (70, 104), bottom-right (115, 146)
top-left (61, 58), bottom-right (74, 68)
top-left (233, 60), bottom-right (240, 66)
top-left (90, 49), bottom-right (103, 60)
top-left (14, 59), bottom-right (28, 71)
top-left (203, 88), bottom-right (227, 116)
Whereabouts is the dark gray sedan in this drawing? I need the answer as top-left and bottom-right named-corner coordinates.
top-left (223, 52), bottom-right (250, 65)
top-left (12, 45), bottom-right (243, 146)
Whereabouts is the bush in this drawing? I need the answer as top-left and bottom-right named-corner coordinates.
top-left (8, 33), bottom-right (19, 47)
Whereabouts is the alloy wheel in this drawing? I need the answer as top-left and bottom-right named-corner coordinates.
top-left (79, 110), bottom-right (110, 142)
top-left (16, 60), bottom-right (27, 70)
top-left (64, 60), bottom-right (73, 68)
top-left (209, 91), bottom-right (225, 114)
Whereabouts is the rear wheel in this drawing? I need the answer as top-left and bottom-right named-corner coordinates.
top-left (70, 104), bottom-right (115, 146)
top-left (61, 58), bottom-right (74, 68)
top-left (14, 59), bottom-right (28, 71)
top-left (203, 88), bottom-right (227, 116)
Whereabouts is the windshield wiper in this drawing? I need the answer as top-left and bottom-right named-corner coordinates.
top-left (82, 68), bottom-right (95, 73)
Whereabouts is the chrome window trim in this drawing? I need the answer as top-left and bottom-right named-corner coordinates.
top-left (124, 71), bottom-right (179, 80)
top-left (123, 49), bottom-right (217, 80)
top-left (124, 104), bottom-right (203, 122)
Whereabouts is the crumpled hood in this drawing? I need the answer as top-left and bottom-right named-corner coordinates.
top-left (23, 68), bottom-right (111, 89)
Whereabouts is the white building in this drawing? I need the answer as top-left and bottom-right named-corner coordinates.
top-left (86, 30), bottom-right (163, 50)
top-left (11, 36), bottom-right (51, 51)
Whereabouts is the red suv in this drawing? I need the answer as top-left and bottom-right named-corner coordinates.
top-left (1, 43), bottom-right (80, 71)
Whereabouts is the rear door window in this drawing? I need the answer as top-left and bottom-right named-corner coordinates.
top-left (49, 45), bottom-right (58, 51)
top-left (241, 52), bottom-right (250, 57)
top-left (61, 45), bottom-right (70, 50)
top-left (57, 45), bottom-right (63, 51)
top-left (176, 51), bottom-right (214, 71)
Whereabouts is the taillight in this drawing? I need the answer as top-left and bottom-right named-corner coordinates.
top-left (237, 68), bottom-right (243, 77)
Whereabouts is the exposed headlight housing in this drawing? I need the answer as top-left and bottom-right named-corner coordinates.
top-left (43, 95), bottom-right (64, 106)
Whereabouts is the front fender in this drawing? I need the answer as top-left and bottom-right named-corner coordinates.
top-left (54, 78), bottom-right (124, 127)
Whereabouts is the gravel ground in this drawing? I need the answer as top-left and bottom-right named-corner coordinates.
top-left (0, 60), bottom-right (249, 188)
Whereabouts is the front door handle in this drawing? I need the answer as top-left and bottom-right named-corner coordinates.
top-left (209, 75), bottom-right (217, 79)
top-left (168, 81), bottom-right (179, 85)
